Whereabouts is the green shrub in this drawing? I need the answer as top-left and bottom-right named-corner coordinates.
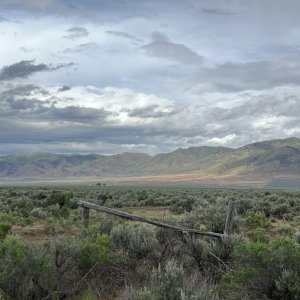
top-left (224, 237), bottom-right (300, 298)
top-left (0, 235), bottom-right (56, 299)
top-left (97, 217), bottom-right (117, 235)
top-left (294, 231), bottom-right (300, 244)
top-left (60, 205), bottom-right (70, 218)
top-left (43, 216), bottom-right (57, 235)
top-left (246, 228), bottom-right (269, 242)
top-left (276, 226), bottom-right (295, 238)
top-left (169, 203), bottom-right (185, 214)
top-left (272, 269), bottom-right (300, 300)
top-left (0, 212), bottom-right (23, 226)
top-left (47, 191), bottom-right (73, 208)
top-left (242, 212), bottom-right (271, 229)
top-left (111, 224), bottom-right (158, 259)
top-left (76, 289), bottom-right (99, 300)
top-left (124, 287), bottom-right (154, 300)
top-left (235, 199), bottom-right (252, 215)
top-left (127, 260), bottom-right (219, 300)
top-left (271, 203), bottom-right (291, 219)
top-left (0, 234), bottom-right (113, 299)
top-left (79, 234), bottom-right (112, 269)
top-left (0, 223), bottom-right (11, 240)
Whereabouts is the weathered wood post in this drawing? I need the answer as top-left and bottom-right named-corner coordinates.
top-left (224, 200), bottom-right (235, 236)
top-left (82, 206), bottom-right (90, 228)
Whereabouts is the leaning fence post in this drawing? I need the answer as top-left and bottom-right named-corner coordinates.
top-left (82, 206), bottom-right (90, 228)
top-left (224, 200), bottom-right (235, 236)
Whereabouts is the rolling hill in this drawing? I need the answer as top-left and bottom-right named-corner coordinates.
top-left (0, 137), bottom-right (300, 185)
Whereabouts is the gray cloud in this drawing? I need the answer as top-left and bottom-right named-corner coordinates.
top-left (0, 0), bottom-right (90, 18)
top-left (0, 60), bottom-right (74, 81)
top-left (106, 30), bottom-right (143, 43)
top-left (0, 120), bottom-right (176, 150)
top-left (0, 15), bottom-right (8, 22)
top-left (0, 84), bottom-right (43, 96)
top-left (5, 97), bottom-right (41, 111)
top-left (187, 90), bottom-right (300, 148)
top-left (214, 95), bottom-right (300, 121)
top-left (1, 99), bottom-right (111, 126)
top-left (182, 55), bottom-right (300, 93)
top-left (63, 43), bottom-right (101, 54)
top-left (44, 105), bottom-right (110, 123)
top-left (64, 27), bottom-right (89, 39)
top-left (141, 32), bottom-right (204, 65)
top-left (0, 82), bottom-right (111, 125)
top-left (0, 82), bottom-right (184, 152)
top-left (0, 60), bottom-right (49, 80)
top-left (20, 46), bottom-right (35, 53)
top-left (1, 83), bottom-right (300, 153)
top-left (201, 8), bottom-right (234, 15)
top-left (58, 85), bottom-right (72, 92)
top-left (127, 104), bottom-right (179, 118)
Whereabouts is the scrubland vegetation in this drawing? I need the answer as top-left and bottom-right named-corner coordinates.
top-left (0, 186), bottom-right (299, 299)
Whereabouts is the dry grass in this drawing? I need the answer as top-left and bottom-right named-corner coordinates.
top-left (120, 206), bottom-right (172, 220)
top-left (11, 221), bottom-right (79, 242)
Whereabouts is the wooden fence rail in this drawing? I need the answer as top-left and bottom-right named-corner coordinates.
top-left (78, 200), bottom-right (235, 239)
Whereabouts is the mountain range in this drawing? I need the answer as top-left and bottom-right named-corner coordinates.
top-left (1, 137), bottom-right (300, 186)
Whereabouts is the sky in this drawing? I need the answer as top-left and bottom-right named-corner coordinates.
top-left (1, 0), bottom-right (300, 155)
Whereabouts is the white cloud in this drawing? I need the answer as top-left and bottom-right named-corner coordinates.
top-left (205, 134), bottom-right (238, 146)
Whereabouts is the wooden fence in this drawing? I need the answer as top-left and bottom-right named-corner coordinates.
top-left (78, 200), bottom-right (235, 239)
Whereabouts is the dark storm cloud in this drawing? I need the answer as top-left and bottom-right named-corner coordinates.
top-left (0, 60), bottom-right (75, 81)
top-left (106, 30), bottom-right (143, 43)
top-left (142, 32), bottom-right (204, 65)
top-left (64, 27), bottom-right (89, 39)
top-left (58, 85), bottom-right (72, 92)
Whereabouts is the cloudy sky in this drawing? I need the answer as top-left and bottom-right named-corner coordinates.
top-left (1, 0), bottom-right (300, 155)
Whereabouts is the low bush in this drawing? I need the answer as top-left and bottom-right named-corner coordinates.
top-left (126, 260), bottom-right (219, 300)
top-left (224, 237), bottom-right (300, 299)
top-left (111, 223), bottom-right (158, 259)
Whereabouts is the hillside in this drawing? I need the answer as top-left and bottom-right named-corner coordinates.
top-left (0, 152), bottom-right (101, 178)
top-left (215, 138), bottom-right (300, 175)
top-left (0, 138), bottom-right (300, 184)
top-left (71, 152), bottom-right (152, 176)
top-left (139, 146), bottom-right (232, 174)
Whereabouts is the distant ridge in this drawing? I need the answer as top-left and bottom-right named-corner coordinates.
top-left (1, 137), bottom-right (300, 186)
